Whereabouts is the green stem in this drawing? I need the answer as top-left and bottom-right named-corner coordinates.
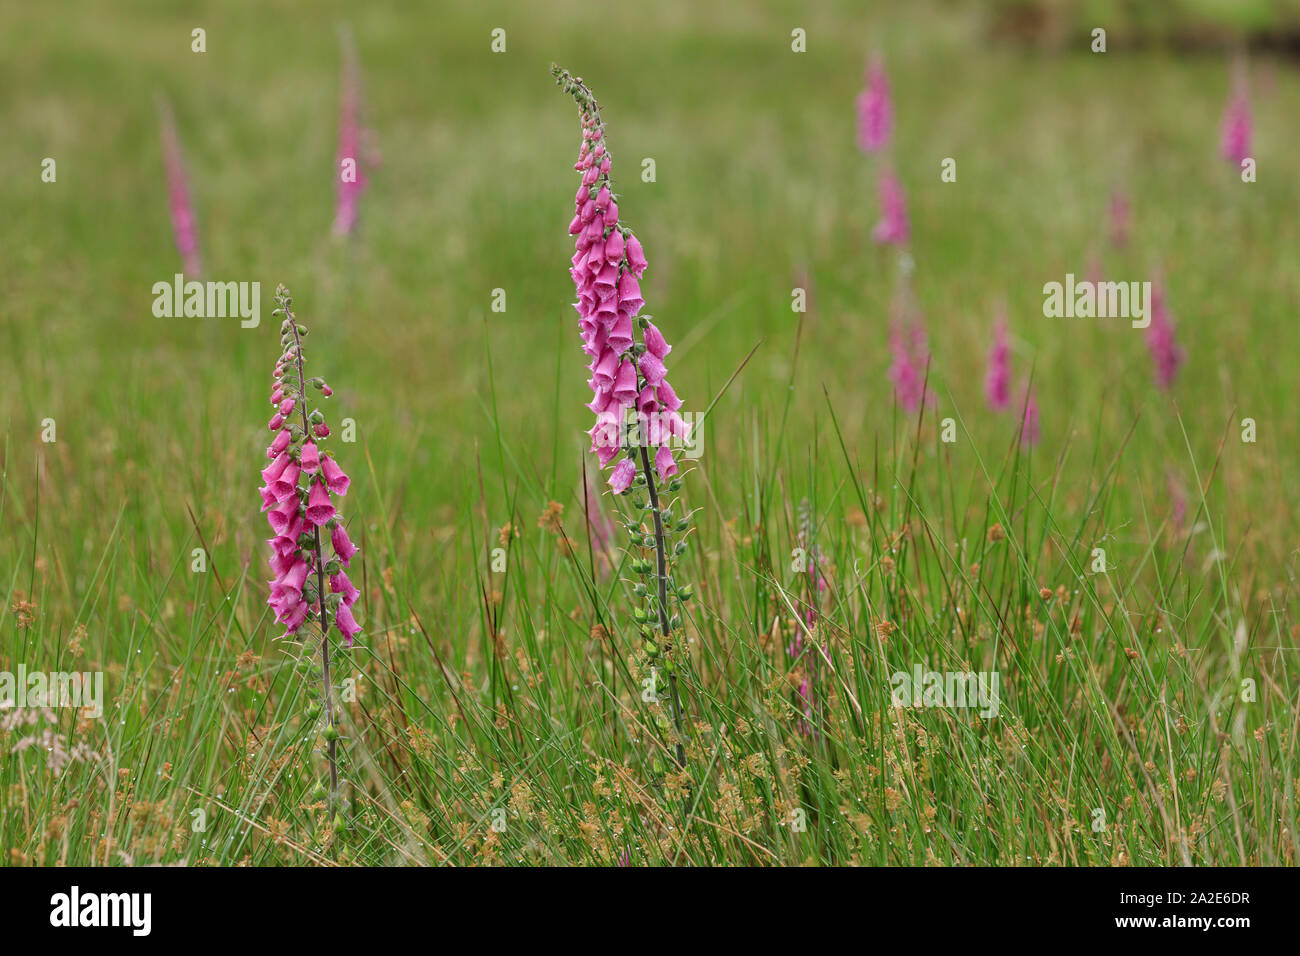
top-left (638, 443), bottom-right (686, 768)
top-left (287, 315), bottom-right (339, 810)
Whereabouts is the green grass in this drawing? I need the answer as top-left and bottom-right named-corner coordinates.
top-left (1, 0), bottom-right (1296, 866)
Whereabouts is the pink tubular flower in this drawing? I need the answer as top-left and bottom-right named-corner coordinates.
top-left (1220, 66), bottom-right (1252, 166)
top-left (654, 444), bottom-right (677, 481)
top-left (331, 521), bottom-right (358, 566)
top-left (271, 557), bottom-right (310, 605)
top-left (984, 319), bottom-right (1011, 412)
top-left (262, 451), bottom-right (291, 485)
top-left (300, 441), bottom-right (320, 474)
top-left (268, 429), bottom-right (292, 458)
top-left (321, 455), bottom-right (351, 495)
top-left (267, 497), bottom-right (297, 536)
top-left (260, 283), bottom-right (359, 648)
top-left (608, 458), bottom-right (636, 493)
top-left (855, 56), bottom-right (892, 154)
top-left (281, 601), bottom-right (310, 633)
top-left (336, 602), bottom-right (362, 646)
top-left (332, 26), bottom-right (370, 237)
top-left (305, 479), bottom-right (336, 527)
top-left (1146, 281), bottom-right (1185, 390)
top-left (556, 66), bottom-right (691, 494)
top-left (330, 570), bottom-right (360, 607)
top-left (871, 167), bottom-right (909, 246)
top-left (269, 462), bottom-right (301, 502)
top-left (625, 235), bottom-right (647, 276)
top-left (158, 97), bottom-right (202, 277)
top-left (643, 322), bottom-right (671, 358)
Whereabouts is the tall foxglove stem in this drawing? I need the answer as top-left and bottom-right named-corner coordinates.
top-left (288, 321), bottom-right (339, 805)
top-left (553, 65), bottom-right (694, 771)
top-left (638, 442), bottom-right (686, 768)
top-left (262, 284), bottom-right (361, 824)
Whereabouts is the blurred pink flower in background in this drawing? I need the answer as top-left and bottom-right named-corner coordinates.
top-left (985, 317), bottom-right (1011, 412)
top-left (158, 97), bottom-right (202, 277)
top-left (872, 167), bottom-right (910, 246)
top-left (332, 26), bottom-right (369, 237)
top-left (855, 56), bottom-right (892, 154)
top-left (888, 318), bottom-right (930, 412)
top-left (1146, 281), bottom-right (1185, 390)
top-left (1220, 65), bottom-right (1253, 166)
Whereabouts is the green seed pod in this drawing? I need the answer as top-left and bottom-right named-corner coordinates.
top-left (660, 509), bottom-right (673, 524)
top-left (678, 584), bottom-right (694, 601)
top-left (675, 518), bottom-right (689, 532)
top-left (323, 725), bottom-right (341, 742)
top-left (643, 640), bottom-right (659, 657)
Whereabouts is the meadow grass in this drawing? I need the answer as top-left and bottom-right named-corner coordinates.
top-left (1, 0), bottom-right (1297, 865)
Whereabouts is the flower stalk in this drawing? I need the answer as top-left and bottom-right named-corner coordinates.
top-left (261, 284), bottom-right (360, 819)
top-left (553, 65), bottom-right (692, 769)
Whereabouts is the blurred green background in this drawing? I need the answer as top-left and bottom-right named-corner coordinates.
top-left (5, 0), bottom-right (1297, 572)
